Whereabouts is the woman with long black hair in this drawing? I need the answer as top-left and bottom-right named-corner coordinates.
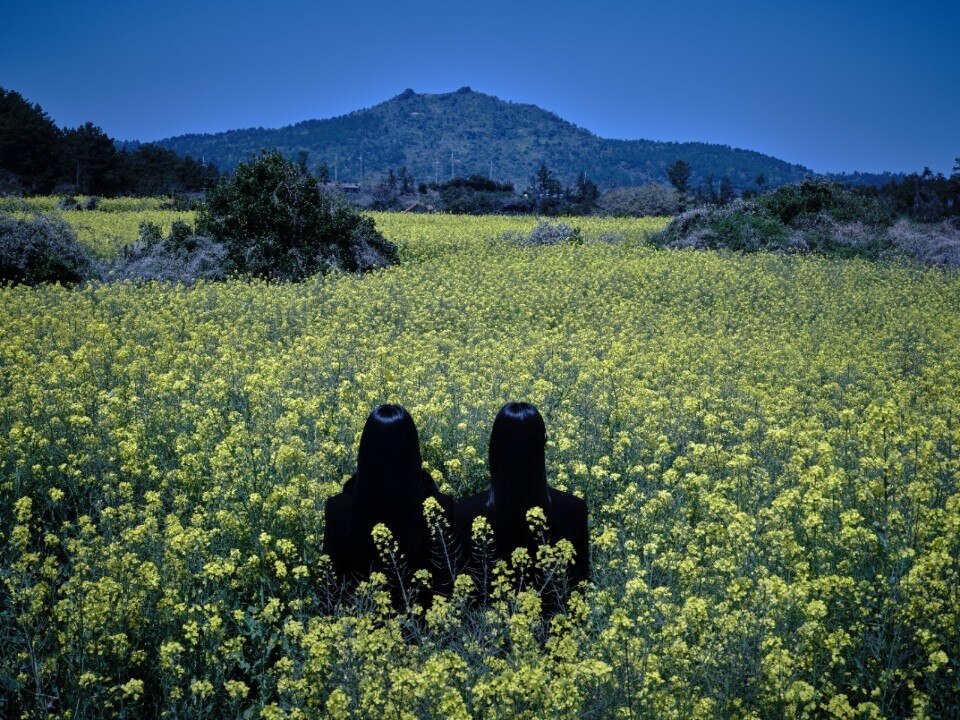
top-left (454, 402), bottom-right (589, 608)
top-left (322, 404), bottom-right (456, 608)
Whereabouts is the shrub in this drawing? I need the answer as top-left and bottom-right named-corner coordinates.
top-left (158, 193), bottom-right (201, 211)
top-left (651, 184), bottom-right (919, 262)
top-left (600, 184), bottom-right (680, 217)
top-left (0, 214), bottom-right (97, 285)
top-left (887, 218), bottom-right (960, 268)
top-left (56, 195), bottom-right (80, 211)
top-left (166, 219), bottom-right (193, 249)
top-left (439, 185), bottom-right (512, 214)
top-left (197, 150), bottom-right (398, 279)
top-left (111, 222), bottom-right (228, 283)
top-left (794, 214), bottom-right (891, 260)
top-left (54, 195), bottom-right (100, 212)
top-left (757, 178), bottom-right (894, 225)
top-left (138, 220), bottom-right (163, 243)
top-left (520, 221), bottom-right (583, 247)
top-left (651, 201), bottom-right (796, 253)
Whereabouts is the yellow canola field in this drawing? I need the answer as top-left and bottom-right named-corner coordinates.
top-left (1, 209), bottom-right (959, 719)
top-left (1, 202), bottom-right (195, 260)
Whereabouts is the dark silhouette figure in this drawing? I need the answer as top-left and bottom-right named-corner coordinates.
top-left (453, 402), bottom-right (589, 610)
top-left (322, 404), bottom-right (455, 609)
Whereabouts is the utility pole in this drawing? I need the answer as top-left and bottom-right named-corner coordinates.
top-left (450, 150), bottom-right (454, 180)
top-left (489, 161), bottom-right (493, 180)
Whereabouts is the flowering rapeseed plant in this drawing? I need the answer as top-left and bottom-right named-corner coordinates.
top-left (0, 207), bottom-right (958, 718)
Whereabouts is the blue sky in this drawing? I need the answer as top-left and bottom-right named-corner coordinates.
top-left (2, 0), bottom-right (957, 174)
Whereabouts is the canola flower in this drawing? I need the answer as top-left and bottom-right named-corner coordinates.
top-left (0, 206), bottom-right (959, 718)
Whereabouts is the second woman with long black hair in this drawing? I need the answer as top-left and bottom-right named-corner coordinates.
top-left (453, 401), bottom-right (589, 608)
top-left (322, 404), bottom-right (456, 609)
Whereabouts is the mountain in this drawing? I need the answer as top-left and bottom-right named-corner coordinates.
top-left (154, 87), bottom-right (813, 191)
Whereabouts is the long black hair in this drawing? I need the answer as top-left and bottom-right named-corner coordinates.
top-left (487, 401), bottom-right (552, 556)
top-left (353, 404), bottom-right (429, 567)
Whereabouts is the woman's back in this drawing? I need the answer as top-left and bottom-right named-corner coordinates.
top-left (321, 404), bottom-right (456, 608)
top-left (323, 471), bottom-right (455, 590)
top-left (453, 486), bottom-right (589, 586)
top-left (453, 402), bottom-right (590, 609)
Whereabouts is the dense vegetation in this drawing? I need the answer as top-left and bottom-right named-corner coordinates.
top-left (0, 87), bottom-right (219, 196)
top-left (0, 215), bottom-right (95, 285)
top-left (154, 87), bottom-right (813, 191)
top-left (418, 175), bottom-right (516, 215)
top-left (860, 166), bottom-right (960, 223)
top-left (652, 179), bottom-right (960, 267)
top-left (0, 152), bottom-right (399, 285)
top-left (197, 151), bottom-right (397, 279)
top-left (1, 210), bottom-right (958, 718)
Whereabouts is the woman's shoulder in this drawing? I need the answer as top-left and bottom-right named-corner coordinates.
top-left (324, 477), bottom-right (356, 515)
top-left (547, 487), bottom-right (588, 522)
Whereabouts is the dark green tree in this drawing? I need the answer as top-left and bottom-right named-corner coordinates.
top-left (569, 172), bottom-right (600, 214)
top-left (667, 160), bottom-right (692, 195)
top-left (1, 86), bottom-right (219, 197)
top-left (398, 166), bottom-right (415, 194)
top-left (698, 173), bottom-right (719, 205)
top-left (530, 163), bottom-right (563, 214)
top-left (63, 122), bottom-right (122, 195)
top-left (197, 150), bottom-right (397, 279)
top-left (372, 168), bottom-right (404, 210)
top-left (0, 87), bottom-right (64, 193)
top-left (719, 176), bottom-right (736, 205)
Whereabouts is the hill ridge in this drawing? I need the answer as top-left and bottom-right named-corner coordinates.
top-left (153, 87), bottom-right (813, 190)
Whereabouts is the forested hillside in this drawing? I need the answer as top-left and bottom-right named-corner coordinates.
top-left (155, 88), bottom-right (813, 191)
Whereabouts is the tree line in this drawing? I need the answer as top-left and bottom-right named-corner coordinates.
top-left (0, 87), bottom-right (220, 197)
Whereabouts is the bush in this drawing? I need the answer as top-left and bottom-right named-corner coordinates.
top-left (600, 184), bottom-right (680, 217)
top-left (0, 214), bottom-right (97, 285)
top-left (197, 151), bottom-right (398, 280)
top-left (54, 195), bottom-right (100, 212)
top-left (167, 219), bottom-right (193, 249)
top-left (793, 214), bottom-right (891, 259)
top-left (56, 196), bottom-right (80, 211)
top-left (757, 178), bottom-right (894, 225)
top-left (651, 202), bottom-right (797, 253)
top-left (138, 220), bottom-right (163, 243)
top-left (887, 218), bottom-right (960, 268)
top-left (520, 221), bottom-right (583, 247)
top-left (439, 185), bottom-right (512, 214)
top-left (650, 183), bottom-right (926, 263)
top-left (111, 221), bottom-right (228, 283)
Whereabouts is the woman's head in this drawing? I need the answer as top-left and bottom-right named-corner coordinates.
top-left (353, 404), bottom-right (428, 558)
top-left (487, 402), bottom-right (551, 550)
top-left (356, 403), bottom-right (423, 492)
